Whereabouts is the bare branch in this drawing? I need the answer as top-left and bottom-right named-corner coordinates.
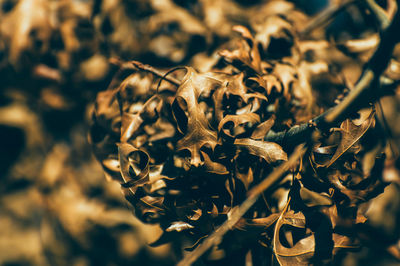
top-left (109, 58), bottom-right (181, 87)
top-left (300, 0), bottom-right (358, 38)
top-left (266, 1), bottom-right (400, 148)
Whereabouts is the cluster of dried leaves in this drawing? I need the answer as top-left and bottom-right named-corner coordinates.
top-left (89, 0), bottom-right (400, 265)
top-left (1, 0), bottom-right (400, 265)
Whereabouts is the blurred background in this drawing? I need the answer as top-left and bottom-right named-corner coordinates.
top-left (1, 0), bottom-right (399, 265)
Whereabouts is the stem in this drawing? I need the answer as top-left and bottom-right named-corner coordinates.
top-left (365, 0), bottom-right (390, 29)
top-left (324, 69), bottom-right (375, 125)
top-left (130, 61), bottom-right (181, 87)
top-left (300, 0), bottom-right (359, 38)
top-left (110, 58), bottom-right (181, 87)
top-left (266, 0), bottom-right (400, 147)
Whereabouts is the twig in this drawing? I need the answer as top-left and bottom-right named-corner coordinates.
top-left (130, 60), bottom-right (181, 87)
top-left (326, 2), bottom-right (400, 123)
top-left (110, 58), bottom-right (181, 87)
top-left (266, 1), bottom-right (400, 147)
top-left (300, 0), bottom-right (391, 38)
top-left (365, 0), bottom-right (390, 29)
top-left (300, 0), bottom-right (359, 38)
top-left (177, 144), bottom-right (306, 266)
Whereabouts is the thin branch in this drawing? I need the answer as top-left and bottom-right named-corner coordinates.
top-left (110, 58), bottom-right (181, 87)
top-left (366, 0), bottom-right (399, 157)
top-left (177, 144), bottom-right (306, 266)
top-left (365, 0), bottom-right (390, 29)
top-left (325, 2), bottom-right (400, 124)
top-left (130, 60), bottom-right (182, 87)
top-left (300, 0), bottom-right (359, 38)
top-left (266, 1), bottom-right (400, 148)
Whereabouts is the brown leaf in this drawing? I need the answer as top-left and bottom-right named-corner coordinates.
top-left (234, 212), bottom-right (280, 232)
top-left (120, 95), bottom-right (161, 142)
top-left (218, 113), bottom-right (260, 139)
top-left (172, 67), bottom-right (220, 167)
top-left (211, 72), bottom-right (267, 126)
top-left (188, 209), bottom-right (203, 221)
top-left (146, 118), bottom-right (176, 142)
top-left (337, 34), bottom-right (378, 57)
top-left (246, 213), bottom-right (280, 228)
top-left (251, 115), bottom-right (275, 139)
top-left (166, 221), bottom-right (194, 232)
top-left (120, 112), bottom-right (144, 142)
top-left (272, 63), bottom-right (298, 99)
top-left (236, 167), bottom-right (254, 191)
top-left (326, 109), bottom-right (375, 167)
top-left (118, 143), bottom-right (150, 195)
top-left (92, 89), bottom-right (120, 130)
top-left (234, 139), bottom-right (287, 163)
top-left (254, 15), bottom-right (295, 59)
top-left (248, 75), bottom-right (282, 95)
top-left (299, 186), bottom-right (333, 207)
top-left (219, 25), bottom-right (262, 73)
top-left (200, 151), bottom-right (229, 175)
top-left (273, 210), bottom-right (359, 266)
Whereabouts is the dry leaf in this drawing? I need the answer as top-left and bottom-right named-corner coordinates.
top-left (234, 139), bottom-right (287, 163)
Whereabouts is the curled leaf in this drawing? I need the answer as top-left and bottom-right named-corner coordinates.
top-left (172, 67), bottom-right (220, 167)
top-left (118, 143), bottom-right (150, 194)
top-left (234, 138), bottom-right (287, 163)
top-left (166, 221), bottom-right (194, 232)
top-left (251, 115), bottom-right (275, 139)
top-left (273, 210), bottom-right (359, 266)
top-left (218, 113), bottom-right (260, 139)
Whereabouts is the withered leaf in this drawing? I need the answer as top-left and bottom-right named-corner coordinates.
top-left (272, 63), bottom-right (299, 99)
top-left (120, 95), bottom-right (161, 142)
top-left (233, 25), bottom-right (262, 73)
top-left (234, 139), bottom-right (287, 163)
top-left (218, 113), bottom-right (260, 139)
top-left (246, 213), bottom-right (280, 228)
top-left (337, 34), bottom-right (379, 56)
top-left (93, 89), bottom-right (120, 126)
top-left (326, 109), bottom-right (375, 167)
top-left (146, 117), bottom-right (176, 142)
top-left (188, 209), bottom-right (203, 221)
top-left (254, 15), bottom-right (295, 59)
top-left (273, 210), bottom-right (359, 266)
top-left (299, 186), bottom-right (333, 207)
top-left (120, 112), bottom-right (144, 142)
top-left (236, 167), bottom-right (254, 191)
top-left (212, 72), bottom-right (249, 105)
top-left (200, 151), bottom-right (229, 175)
top-left (219, 25), bottom-right (262, 74)
top-left (118, 143), bottom-right (150, 195)
top-left (248, 74), bottom-right (282, 95)
top-left (172, 67), bottom-right (220, 167)
top-left (251, 115), bottom-right (275, 139)
top-left (166, 221), bottom-right (194, 232)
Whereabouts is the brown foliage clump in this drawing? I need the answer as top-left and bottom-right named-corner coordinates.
top-left (90, 1), bottom-right (400, 265)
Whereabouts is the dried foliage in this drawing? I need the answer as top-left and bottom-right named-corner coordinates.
top-left (88, 1), bottom-right (400, 265)
top-left (2, 0), bottom-right (400, 265)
